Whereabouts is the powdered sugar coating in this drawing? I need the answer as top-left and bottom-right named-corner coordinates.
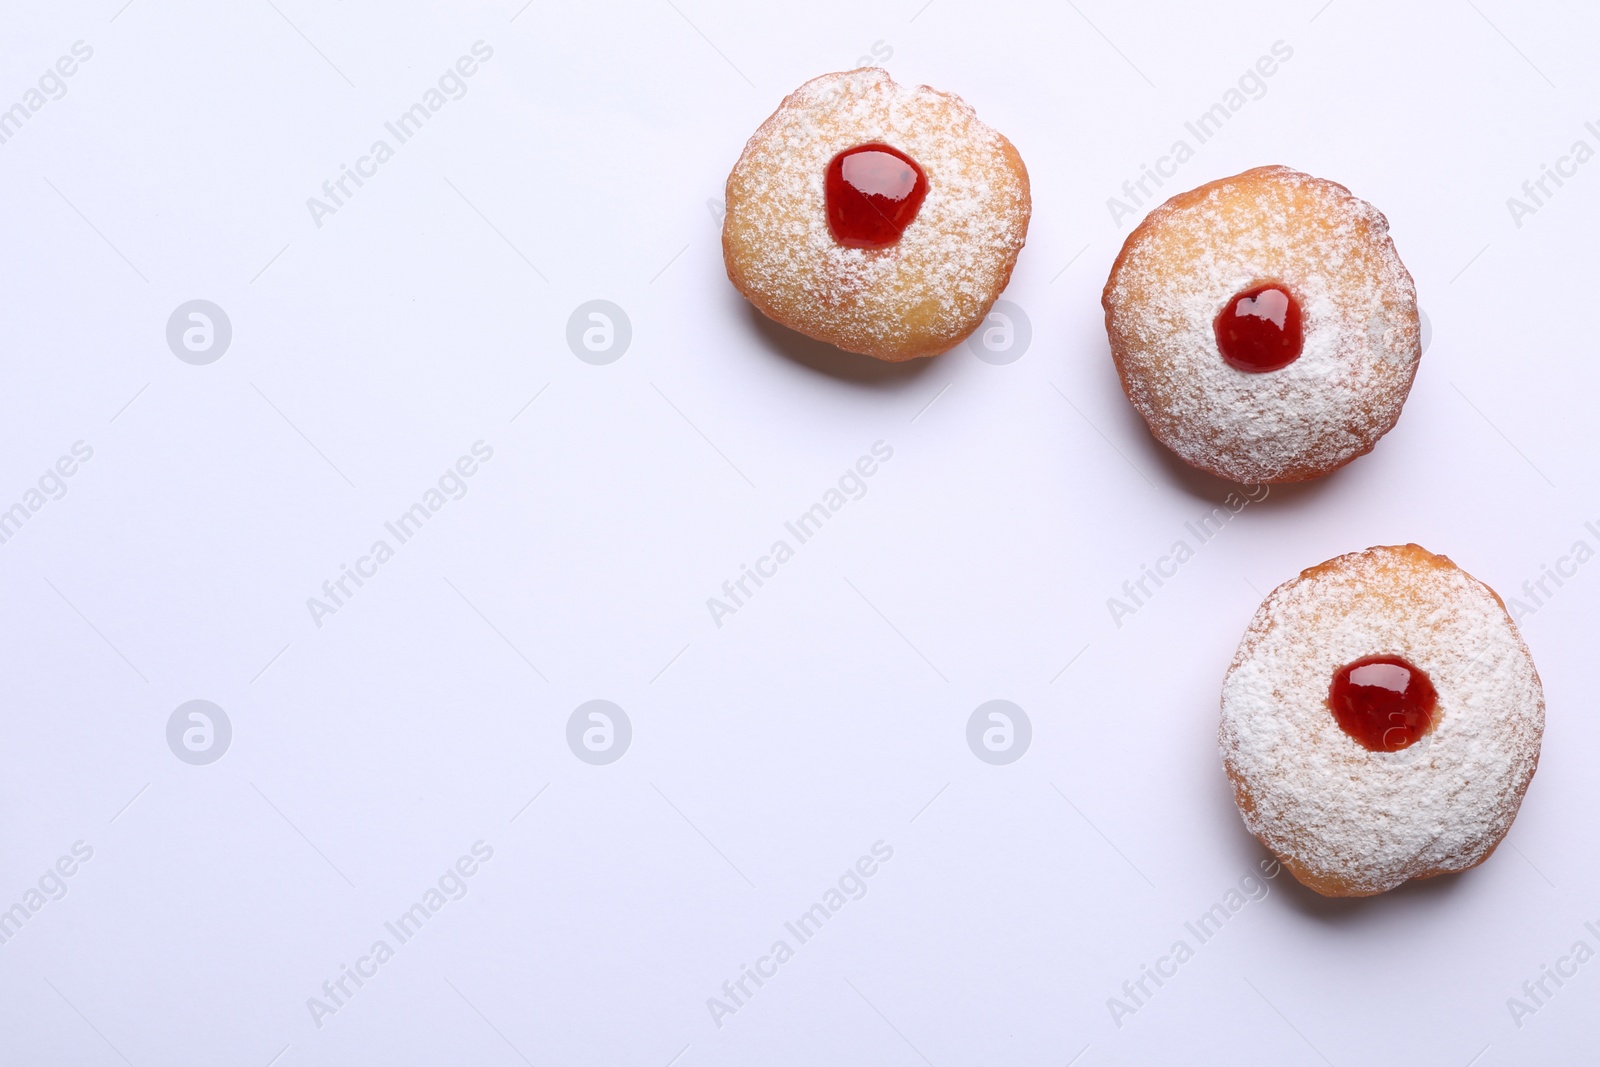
top-left (1104, 166), bottom-right (1421, 482)
top-left (723, 69), bottom-right (1030, 361)
top-left (1220, 545), bottom-right (1544, 897)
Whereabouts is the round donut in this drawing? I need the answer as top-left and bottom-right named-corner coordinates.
top-left (1103, 166), bottom-right (1421, 483)
top-left (1220, 544), bottom-right (1544, 897)
top-left (722, 68), bottom-right (1030, 361)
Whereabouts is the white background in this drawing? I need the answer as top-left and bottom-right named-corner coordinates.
top-left (0, 1), bottom-right (1596, 1064)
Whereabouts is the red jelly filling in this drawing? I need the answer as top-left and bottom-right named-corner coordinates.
top-left (1214, 283), bottom-right (1303, 372)
top-left (1328, 655), bottom-right (1438, 752)
top-left (825, 143), bottom-right (928, 249)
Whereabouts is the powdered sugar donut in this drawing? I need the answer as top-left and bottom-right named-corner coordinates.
top-left (1103, 166), bottom-right (1421, 482)
top-left (723, 68), bottom-right (1030, 361)
top-left (1220, 544), bottom-right (1544, 897)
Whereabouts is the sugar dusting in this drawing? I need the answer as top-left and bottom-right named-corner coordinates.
top-left (1220, 545), bottom-right (1545, 895)
top-left (723, 68), bottom-right (1030, 358)
top-left (1104, 166), bottom-right (1421, 482)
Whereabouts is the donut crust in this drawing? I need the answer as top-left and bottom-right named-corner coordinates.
top-left (723, 69), bottom-right (1031, 361)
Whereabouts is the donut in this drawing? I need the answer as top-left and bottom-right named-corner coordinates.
top-left (722, 68), bottom-right (1030, 361)
top-left (1220, 544), bottom-right (1545, 897)
top-left (1102, 165), bottom-right (1421, 483)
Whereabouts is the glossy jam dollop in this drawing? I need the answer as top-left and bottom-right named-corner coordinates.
top-left (824, 143), bottom-right (928, 249)
top-left (1214, 283), bottom-right (1303, 372)
top-left (1328, 655), bottom-right (1438, 752)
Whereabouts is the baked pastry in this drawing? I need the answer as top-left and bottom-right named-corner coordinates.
top-left (1103, 165), bottom-right (1421, 482)
top-left (1220, 544), bottom-right (1544, 897)
top-left (722, 68), bottom-right (1030, 361)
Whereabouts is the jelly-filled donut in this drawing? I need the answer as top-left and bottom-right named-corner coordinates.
top-left (1103, 166), bottom-right (1421, 483)
top-left (723, 68), bottom-right (1030, 361)
top-left (1220, 545), bottom-right (1544, 897)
